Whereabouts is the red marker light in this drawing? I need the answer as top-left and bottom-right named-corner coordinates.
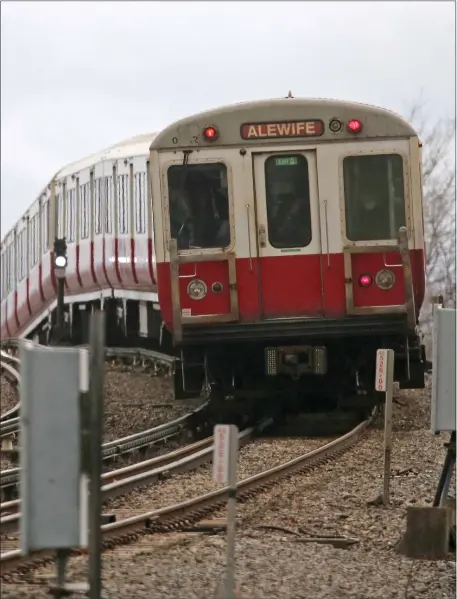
top-left (348, 119), bottom-right (362, 133)
top-left (203, 126), bottom-right (218, 141)
top-left (359, 274), bottom-right (372, 288)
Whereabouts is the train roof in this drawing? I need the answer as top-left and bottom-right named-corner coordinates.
top-left (2, 132), bottom-right (157, 245)
top-left (58, 132), bottom-right (157, 178)
top-left (151, 97), bottom-right (417, 150)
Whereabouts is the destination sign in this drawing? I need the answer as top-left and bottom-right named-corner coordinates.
top-left (240, 120), bottom-right (324, 140)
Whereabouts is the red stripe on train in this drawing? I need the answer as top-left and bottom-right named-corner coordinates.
top-left (131, 238), bottom-right (139, 285)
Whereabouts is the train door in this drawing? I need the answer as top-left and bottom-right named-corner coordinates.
top-left (253, 151), bottom-right (324, 318)
top-left (163, 156), bottom-right (239, 343)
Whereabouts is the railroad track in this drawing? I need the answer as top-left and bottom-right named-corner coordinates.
top-left (0, 401), bottom-right (208, 501)
top-left (0, 342), bottom-right (176, 443)
top-left (0, 341), bottom-right (175, 375)
top-left (0, 410), bottom-right (376, 576)
top-left (0, 420), bottom-right (264, 535)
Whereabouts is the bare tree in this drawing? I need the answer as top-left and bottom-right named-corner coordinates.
top-left (408, 103), bottom-right (456, 335)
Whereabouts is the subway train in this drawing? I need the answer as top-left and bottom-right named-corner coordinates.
top-left (1, 97), bottom-right (427, 414)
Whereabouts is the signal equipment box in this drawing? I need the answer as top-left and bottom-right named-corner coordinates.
top-left (19, 341), bottom-right (89, 553)
top-left (430, 308), bottom-right (456, 434)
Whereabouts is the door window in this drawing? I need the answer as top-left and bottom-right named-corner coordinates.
top-left (264, 155), bottom-right (312, 248)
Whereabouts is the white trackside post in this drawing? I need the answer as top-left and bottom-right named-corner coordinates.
top-left (213, 424), bottom-right (239, 599)
top-left (375, 348), bottom-right (395, 505)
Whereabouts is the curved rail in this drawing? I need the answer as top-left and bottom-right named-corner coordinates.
top-left (0, 344), bottom-right (175, 424)
top-left (1, 341), bottom-right (175, 368)
top-left (0, 411), bottom-right (376, 575)
top-left (0, 401), bottom-right (208, 497)
top-left (0, 423), bottom-right (263, 533)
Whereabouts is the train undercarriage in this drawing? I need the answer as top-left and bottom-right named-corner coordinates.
top-left (25, 295), bottom-right (174, 354)
top-left (21, 298), bottom-right (427, 430)
top-left (173, 319), bottom-right (427, 425)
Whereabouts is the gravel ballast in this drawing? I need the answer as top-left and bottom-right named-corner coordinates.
top-left (0, 376), bottom-right (18, 415)
top-left (102, 367), bottom-right (188, 442)
top-left (2, 377), bottom-right (455, 598)
top-left (1, 375), bottom-right (19, 470)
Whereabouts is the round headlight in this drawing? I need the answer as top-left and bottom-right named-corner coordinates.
top-left (187, 279), bottom-right (207, 300)
top-left (375, 269), bottom-right (395, 290)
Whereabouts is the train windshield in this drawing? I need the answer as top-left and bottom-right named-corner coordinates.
top-left (343, 154), bottom-right (406, 241)
top-left (167, 163), bottom-right (230, 250)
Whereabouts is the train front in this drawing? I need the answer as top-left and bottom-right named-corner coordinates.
top-left (149, 98), bottom-right (426, 416)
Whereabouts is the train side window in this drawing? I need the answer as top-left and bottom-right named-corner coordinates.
top-left (16, 234), bottom-right (21, 281)
top-left (67, 189), bottom-right (76, 242)
top-left (56, 193), bottom-right (64, 239)
top-left (0, 253), bottom-right (4, 300)
top-left (30, 216), bottom-right (37, 267)
top-left (10, 245), bottom-right (15, 290)
top-left (343, 154), bottom-right (406, 241)
top-left (42, 201), bottom-right (49, 252)
top-left (104, 176), bottom-right (113, 234)
top-left (117, 174), bottom-right (129, 234)
top-left (167, 163), bottom-right (230, 250)
top-left (8, 245), bottom-right (13, 291)
top-left (80, 183), bottom-right (90, 239)
top-left (95, 179), bottom-right (102, 235)
top-left (264, 155), bottom-right (312, 248)
top-left (6, 247), bottom-right (10, 293)
top-left (17, 231), bottom-right (26, 281)
top-left (135, 172), bottom-right (146, 234)
top-left (22, 231), bottom-right (26, 277)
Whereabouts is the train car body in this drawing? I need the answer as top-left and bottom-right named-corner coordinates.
top-left (149, 97), bottom-right (427, 413)
top-left (1, 134), bottom-right (163, 347)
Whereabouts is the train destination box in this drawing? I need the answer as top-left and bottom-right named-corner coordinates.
top-left (19, 341), bottom-right (89, 553)
top-left (431, 308), bottom-right (456, 434)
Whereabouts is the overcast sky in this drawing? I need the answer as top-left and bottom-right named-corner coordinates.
top-left (1, 1), bottom-right (455, 237)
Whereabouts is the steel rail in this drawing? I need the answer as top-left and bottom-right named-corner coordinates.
top-left (0, 344), bottom-right (176, 424)
top-left (0, 401), bottom-right (208, 498)
top-left (0, 424), bottom-right (262, 533)
top-left (0, 411), bottom-right (375, 575)
top-left (0, 422), bottom-right (262, 533)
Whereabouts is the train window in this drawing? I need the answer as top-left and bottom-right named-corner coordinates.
top-left (17, 234), bottom-right (22, 281)
top-left (8, 245), bottom-right (13, 291)
top-left (30, 216), bottom-right (37, 267)
top-left (343, 154), bottom-right (406, 241)
top-left (5, 248), bottom-right (9, 293)
top-left (167, 163), bottom-right (230, 250)
top-left (117, 175), bottom-right (129, 234)
top-left (42, 201), bottom-right (49, 252)
top-left (56, 193), bottom-right (64, 239)
top-left (94, 179), bottom-right (102, 235)
top-left (67, 189), bottom-right (76, 242)
top-left (264, 155), bottom-right (312, 248)
top-left (10, 245), bottom-right (14, 290)
top-left (80, 183), bottom-right (90, 239)
top-left (17, 231), bottom-right (26, 281)
top-left (135, 172), bottom-right (146, 234)
top-left (104, 176), bottom-right (113, 234)
top-left (0, 253), bottom-right (4, 300)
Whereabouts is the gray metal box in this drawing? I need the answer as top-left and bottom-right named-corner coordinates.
top-left (20, 341), bottom-right (89, 553)
top-left (431, 308), bottom-right (456, 434)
